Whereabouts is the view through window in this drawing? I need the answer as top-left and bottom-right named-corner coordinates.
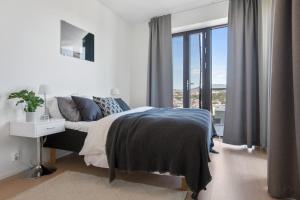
top-left (189, 33), bottom-right (203, 109)
top-left (172, 26), bottom-right (228, 136)
top-left (172, 36), bottom-right (184, 108)
top-left (211, 27), bottom-right (227, 136)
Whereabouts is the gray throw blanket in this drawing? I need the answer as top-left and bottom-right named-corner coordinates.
top-left (106, 108), bottom-right (212, 195)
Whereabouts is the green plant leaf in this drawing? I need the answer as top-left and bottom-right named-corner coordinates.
top-left (8, 90), bottom-right (44, 112)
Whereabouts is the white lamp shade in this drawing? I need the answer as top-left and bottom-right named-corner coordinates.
top-left (38, 84), bottom-right (51, 95)
top-left (110, 88), bottom-right (120, 96)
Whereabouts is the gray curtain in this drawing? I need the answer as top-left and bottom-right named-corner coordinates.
top-left (147, 14), bottom-right (173, 107)
top-left (268, 0), bottom-right (300, 199)
top-left (223, 0), bottom-right (260, 147)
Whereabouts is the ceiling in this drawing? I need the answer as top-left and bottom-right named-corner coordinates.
top-left (98, 0), bottom-right (224, 23)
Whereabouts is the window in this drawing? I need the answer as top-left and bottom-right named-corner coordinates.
top-left (189, 33), bottom-right (203, 109)
top-left (172, 36), bottom-right (184, 108)
top-left (211, 27), bottom-right (227, 136)
top-left (172, 25), bottom-right (228, 136)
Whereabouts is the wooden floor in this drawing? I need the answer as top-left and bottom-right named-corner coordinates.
top-left (0, 140), bottom-right (275, 200)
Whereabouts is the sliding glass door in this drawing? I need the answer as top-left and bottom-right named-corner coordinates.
top-left (189, 32), bottom-right (203, 108)
top-left (172, 28), bottom-right (212, 110)
top-left (172, 36), bottom-right (184, 108)
top-left (211, 26), bottom-right (228, 136)
top-left (172, 25), bottom-right (228, 135)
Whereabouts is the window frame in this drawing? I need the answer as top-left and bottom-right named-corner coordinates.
top-left (172, 24), bottom-right (228, 110)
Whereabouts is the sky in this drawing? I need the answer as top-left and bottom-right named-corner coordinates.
top-left (172, 27), bottom-right (228, 90)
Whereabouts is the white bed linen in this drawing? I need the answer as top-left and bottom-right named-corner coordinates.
top-left (79, 106), bottom-right (153, 168)
top-left (65, 121), bottom-right (96, 133)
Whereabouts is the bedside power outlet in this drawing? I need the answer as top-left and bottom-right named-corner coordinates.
top-left (11, 151), bottom-right (21, 162)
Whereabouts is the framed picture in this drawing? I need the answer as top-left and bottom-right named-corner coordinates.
top-left (60, 20), bottom-right (94, 62)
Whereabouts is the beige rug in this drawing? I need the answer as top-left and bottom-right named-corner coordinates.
top-left (10, 171), bottom-right (187, 200)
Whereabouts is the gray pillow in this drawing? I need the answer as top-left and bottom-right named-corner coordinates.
top-left (56, 97), bottom-right (81, 122)
top-left (93, 97), bottom-right (123, 117)
top-left (114, 98), bottom-right (130, 111)
top-left (71, 96), bottom-right (103, 121)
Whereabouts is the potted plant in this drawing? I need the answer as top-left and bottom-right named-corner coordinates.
top-left (8, 90), bottom-right (44, 122)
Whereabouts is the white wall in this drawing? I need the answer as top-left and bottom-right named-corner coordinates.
top-left (0, 0), bottom-right (132, 179)
top-left (129, 1), bottom-right (229, 107)
top-left (130, 22), bottom-right (149, 107)
top-left (172, 1), bottom-right (229, 32)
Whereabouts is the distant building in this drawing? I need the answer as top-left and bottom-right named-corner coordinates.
top-left (213, 105), bottom-right (225, 125)
top-left (212, 84), bottom-right (226, 90)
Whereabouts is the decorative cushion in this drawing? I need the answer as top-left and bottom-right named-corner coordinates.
top-left (57, 97), bottom-right (81, 122)
top-left (93, 97), bottom-right (123, 116)
top-left (71, 96), bottom-right (103, 121)
top-left (47, 98), bottom-right (64, 119)
top-left (114, 98), bottom-right (130, 111)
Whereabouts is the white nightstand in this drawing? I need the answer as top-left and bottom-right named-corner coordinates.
top-left (10, 119), bottom-right (65, 178)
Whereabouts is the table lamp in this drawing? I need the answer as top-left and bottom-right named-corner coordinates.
top-left (38, 84), bottom-right (51, 120)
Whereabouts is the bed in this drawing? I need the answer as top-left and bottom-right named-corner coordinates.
top-left (44, 106), bottom-right (213, 199)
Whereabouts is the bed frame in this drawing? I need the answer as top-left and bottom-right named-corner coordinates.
top-left (44, 129), bottom-right (189, 191)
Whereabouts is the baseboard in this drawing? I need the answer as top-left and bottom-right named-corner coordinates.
top-left (0, 165), bottom-right (28, 180)
top-left (56, 150), bottom-right (72, 159)
top-left (0, 150), bottom-right (72, 181)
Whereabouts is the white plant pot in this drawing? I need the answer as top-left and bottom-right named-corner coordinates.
top-left (26, 112), bottom-right (37, 122)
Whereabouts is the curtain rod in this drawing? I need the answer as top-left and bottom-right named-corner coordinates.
top-left (171, 0), bottom-right (229, 15)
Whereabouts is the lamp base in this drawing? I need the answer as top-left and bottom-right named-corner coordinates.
top-left (40, 114), bottom-right (50, 121)
top-left (24, 164), bottom-right (57, 178)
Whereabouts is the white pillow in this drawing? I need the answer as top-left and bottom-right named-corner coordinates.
top-left (47, 98), bottom-right (64, 119)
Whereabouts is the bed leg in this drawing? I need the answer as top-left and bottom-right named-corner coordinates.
top-left (191, 192), bottom-right (199, 199)
top-left (180, 177), bottom-right (188, 191)
top-left (49, 148), bottom-right (57, 164)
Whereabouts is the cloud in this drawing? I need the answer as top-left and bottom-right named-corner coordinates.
top-left (191, 68), bottom-right (200, 76)
top-left (212, 69), bottom-right (227, 84)
top-left (192, 67), bottom-right (227, 84)
top-left (175, 66), bottom-right (227, 85)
